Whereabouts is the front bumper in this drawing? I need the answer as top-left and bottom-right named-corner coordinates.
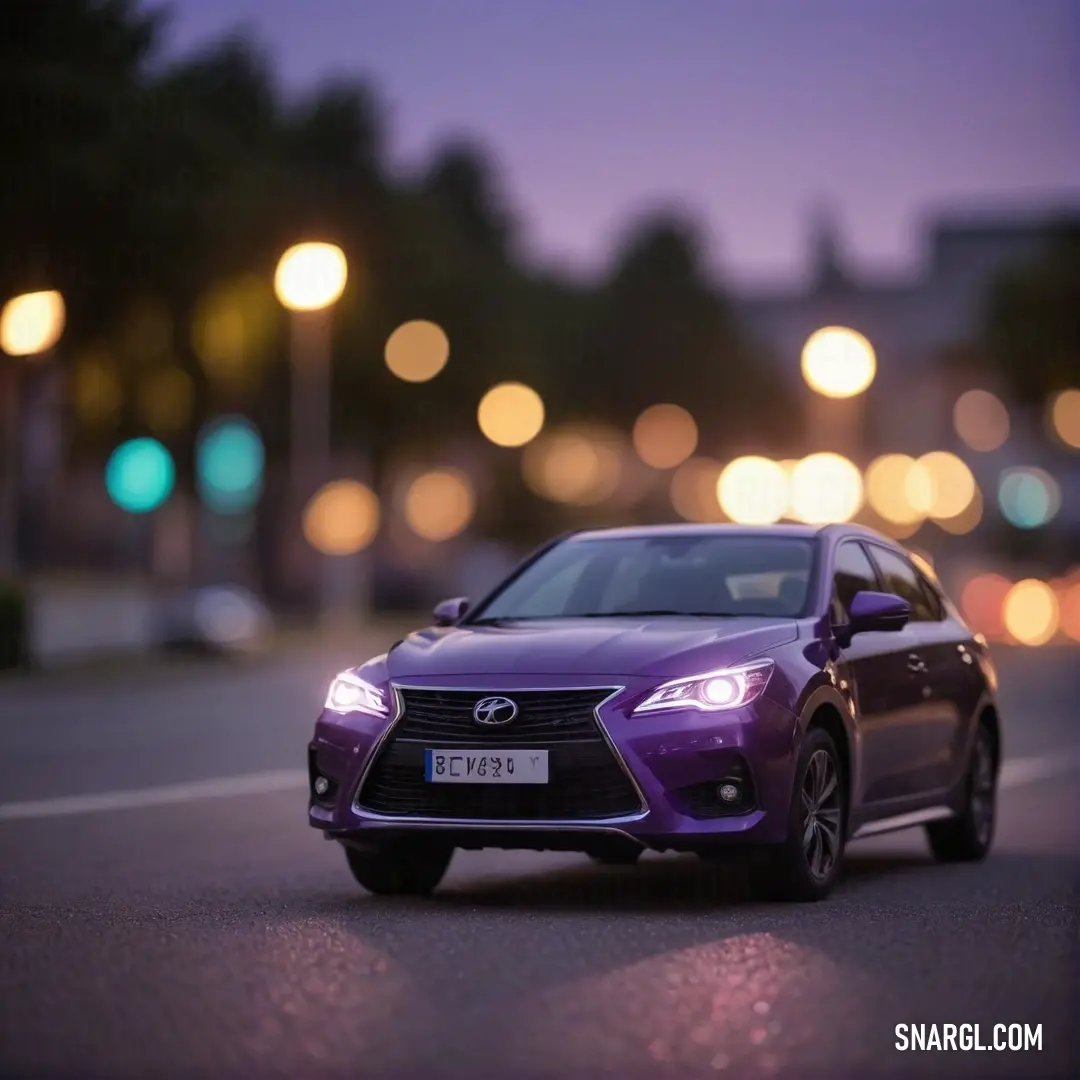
top-left (307, 676), bottom-right (799, 851)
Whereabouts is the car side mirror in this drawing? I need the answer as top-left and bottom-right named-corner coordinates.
top-left (433, 597), bottom-right (469, 627)
top-left (847, 590), bottom-right (910, 637)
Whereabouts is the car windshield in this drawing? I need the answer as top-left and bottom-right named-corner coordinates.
top-left (468, 533), bottom-right (817, 621)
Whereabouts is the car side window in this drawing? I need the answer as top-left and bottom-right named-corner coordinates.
top-left (867, 547), bottom-right (936, 622)
top-left (832, 542), bottom-right (879, 623)
top-left (914, 571), bottom-right (945, 621)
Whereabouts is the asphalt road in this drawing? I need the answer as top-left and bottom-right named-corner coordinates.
top-left (1, 634), bottom-right (1078, 1080)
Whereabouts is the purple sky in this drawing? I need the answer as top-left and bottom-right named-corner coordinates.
top-left (164, 0), bottom-right (1080, 286)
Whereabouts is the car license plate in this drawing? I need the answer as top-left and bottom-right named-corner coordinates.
top-left (424, 749), bottom-right (549, 784)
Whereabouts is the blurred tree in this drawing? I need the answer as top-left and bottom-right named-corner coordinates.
top-left (979, 220), bottom-right (1080, 406)
top-left (0, 0), bottom-right (162, 295)
top-left (578, 212), bottom-right (793, 452)
top-left (0, 0), bottom-right (805, 582)
top-left (332, 140), bottom-right (530, 468)
top-left (423, 140), bottom-right (518, 261)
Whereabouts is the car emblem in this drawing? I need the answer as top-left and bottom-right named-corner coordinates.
top-left (472, 695), bottom-right (519, 726)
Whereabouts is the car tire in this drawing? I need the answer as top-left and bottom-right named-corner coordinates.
top-left (925, 722), bottom-right (996, 863)
top-left (748, 726), bottom-right (846, 903)
top-left (343, 841), bottom-right (454, 896)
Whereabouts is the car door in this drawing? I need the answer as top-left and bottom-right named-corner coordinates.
top-left (907, 562), bottom-right (982, 793)
top-left (829, 540), bottom-right (924, 807)
top-left (864, 544), bottom-right (962, 799)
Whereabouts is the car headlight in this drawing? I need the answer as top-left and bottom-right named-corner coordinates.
top-left (324, 672), bottom-right (389, 716)
top-left (632, 659), bottom-right (774, 715)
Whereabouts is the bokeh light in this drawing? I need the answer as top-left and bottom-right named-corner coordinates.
top-left (934, 483), bottom-right (983, 535)
top-left (384, 320), bottom-right (450, 383)
top-left (717, 457), bottom-right (788, 524)
top-left (1059, 581), bottom-right (1080, 643)
top-left (875, 516), bottom-right (923, 541)
top-left (477, 382), bottom-right (545, 447)
top-left (522, 429), bottom-right (621, 506)
top-left (953, 389), bottom-right (1009, 452)
top-left (137, 367), bottom-right (194, 434)
top-left (192, 276), bottom-right (278, 389)
top-left (669, 457), bottom-right (725, 522)
top-left (632, 404), bottom-right (698, 469)
top-left (104, 438), bottom-right (175, 514)
top-left (0, 290), bottom-right (65, 356)
top-left (1048, 388), bottom-right (1080, 449)
top-left (790, 453), bottom-right (863, 524)
top-left (800, 326), bottom-right (876, 398)
top-left (998, 467), bottom-right (1061, 529)
top-left (961, 574), bottom-right (1011, 639)
top-left (1002, 579), bottom-right (1059, 646)
top-left (274, 243), bottom-right (348, 312)
top-left (915, 451), bottom-right (976, 521)
top-left (71, 352), bottom-right (123, 430)
top-left (196, 417), bottom-right (265, 515)
top-left (865, 454), bottom-right (926, 526)
top-left (404, 468), bottom-right (475, 542)
top-left (303, 480), bottom-right (380, 556)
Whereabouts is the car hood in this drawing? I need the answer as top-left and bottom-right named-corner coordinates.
top-left (384, 617), bottom-right (798, 679)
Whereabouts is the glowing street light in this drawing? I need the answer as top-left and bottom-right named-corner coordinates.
top-left (274, 242), bottom-right (354, 618)
top-left (801, 326), bottom-right (876, 399)
top-left (0, 290), bottom-right (66, 358)
top-left (274, 241), bottom-right (347, 488)
top-left (1, 289), bottom-right (67, 574)
top-left (274, 244), bottom-right (348, 313)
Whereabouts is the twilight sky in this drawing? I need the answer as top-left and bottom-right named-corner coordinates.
top-left (163, 0), bottom-right (1080, 286)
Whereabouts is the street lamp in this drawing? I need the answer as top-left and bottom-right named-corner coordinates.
top-left (800, 325), bottom-right (876, 458)
top-left (800, 326), bottom-right (876, 399)
top-left (274, 242), bottom-right (348, 490)
top-left (0, 290), bottom-right (66, 574)
top-left (1, 291), bottom-right (66, 357)
top-left (273, 242), bottom-right (350, 621)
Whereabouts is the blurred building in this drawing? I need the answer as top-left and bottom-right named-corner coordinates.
top-left (734, 205), bottom-right (1080, 539)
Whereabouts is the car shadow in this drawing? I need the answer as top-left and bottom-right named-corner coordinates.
top-left (399, 849), bottom-right (945, 914)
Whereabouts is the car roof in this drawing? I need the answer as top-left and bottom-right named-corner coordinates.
top-left (568, 521), bottom-right (896, 545)
top-left (570, 522), bottom-right (823, 542)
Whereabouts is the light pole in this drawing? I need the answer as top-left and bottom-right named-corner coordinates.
top-left (800, 325), bottom-right (876, 457)
top-left (0, 290), bottom-right (66, 575)
top-left (274, 243), bottom-right (348, 488)
top-left (273, 242), bottom-right (349, 621)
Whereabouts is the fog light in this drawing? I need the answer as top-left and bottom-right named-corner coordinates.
top-left (313, 776), bottom-right (330, 796)
top-left (718, 783), bottom-right (740, 804)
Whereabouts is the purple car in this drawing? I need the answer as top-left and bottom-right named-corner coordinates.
top-left (309, 523), bottom-right (1001, 902)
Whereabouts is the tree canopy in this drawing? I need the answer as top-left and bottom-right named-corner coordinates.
top-left (1, 0), bottom-right (798, 489)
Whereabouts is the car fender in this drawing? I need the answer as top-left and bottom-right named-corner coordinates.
top-left (789, 678), bottom-right (860, 812)
top-left (951, 687), bottom-right (1002, 788)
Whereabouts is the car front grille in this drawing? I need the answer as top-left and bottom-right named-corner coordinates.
top-left (354, 687), bottom-right (644, 821)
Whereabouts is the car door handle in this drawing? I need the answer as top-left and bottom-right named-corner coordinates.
top-left (907, 653), bottom-right (928, 674)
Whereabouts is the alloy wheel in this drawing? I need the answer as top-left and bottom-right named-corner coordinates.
top-left (801, 748), bottom-right (842, 883)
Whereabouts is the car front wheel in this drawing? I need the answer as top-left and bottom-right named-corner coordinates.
top-left (749, 726), bottom-right (846, 902)
top-left (343, 840), bottom-right (454, 896)
top-left (926, 723), bottom-right (996, 863)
